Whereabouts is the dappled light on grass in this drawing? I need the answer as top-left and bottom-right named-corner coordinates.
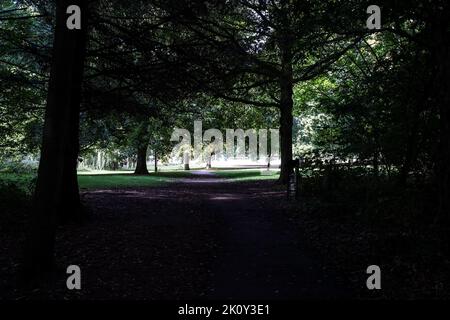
top-left (77, 170), bottom-right (199, 189)
top-left (212, 169), bottom-right (280, 181)
top-left (77, 170), bottom-right (134, 176)
top-left (76, 168), bottom-right (280, 190)
top-left (78, 174), bottom-right (168, 190)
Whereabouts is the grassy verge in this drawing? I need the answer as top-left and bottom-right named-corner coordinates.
top-left (78, 171), bottom-right (194, 190)
top-left (0, 170), bottom-right (196, 192)
top-left (0, 168), bottom-right (279, 192)
top-left (211, 169), bottom-right (280, 181)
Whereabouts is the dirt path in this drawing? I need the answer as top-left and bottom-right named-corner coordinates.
top-left (2, 172), bottom-right (349, 299)
top-left (191, 174), bottom-right (347, 299)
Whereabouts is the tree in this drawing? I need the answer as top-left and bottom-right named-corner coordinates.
top-left (132, 120), bottom-right (150, 175)
top-left (164, 0), bottom-right (362, 182)
top-left (0, 1), bottom-right (50, 159)
top-left (371, 0), bottom-right (450, 220)
top-left (24, 0), bottom-right (89, 276)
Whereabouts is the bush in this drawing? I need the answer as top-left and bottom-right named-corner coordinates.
top-left (0, 160), bottom-right (37, 174)
top-left (0, 176), bottom-right (32, 226)
top-left (0, 179), bottom-right (28, 204)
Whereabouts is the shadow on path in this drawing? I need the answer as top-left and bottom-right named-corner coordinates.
top-left (1, 171), bottom-right (350, 299)
top-left (183, 173), bottom-right (349, 299)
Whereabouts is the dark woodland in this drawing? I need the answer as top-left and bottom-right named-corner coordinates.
top-left (0, 0), bottom-right (450, 303)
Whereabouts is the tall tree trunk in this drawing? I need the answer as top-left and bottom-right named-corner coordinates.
top-left (133, 121), bottom-right (149, 175)
top-left (434, 23), bottom-right (450, 222)
top-left (135, 145), bottom-right (149, 175)
top-left (24, 0), bottom-right (88, 277)
top-left (154, 151), bottom-right (158, 173)
top-left (278, 34), bottom-right (294, 184)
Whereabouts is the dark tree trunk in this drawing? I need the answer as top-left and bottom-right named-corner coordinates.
top-left (279, 98), bottom-right (294, 184)
top-left (24, 0), bottom-right (89, 277)
top-left (133, 121), bottom-right (150, 175)
top-left (154, 151), bottom-right (158, 173)
top-left (434, 29), bottom-right (450, 221)
top-left (278, 36), bottom-right (294, 184)
top-left (135, 145), bottom-right (149, 175)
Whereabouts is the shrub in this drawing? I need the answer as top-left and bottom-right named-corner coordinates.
top-left (0, 160), bottom-right (37, 174)
top-left (0, 177), bottom-right (32, 226)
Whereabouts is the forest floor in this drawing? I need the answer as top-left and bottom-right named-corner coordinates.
top-left (1, 170), bottom-right (448, 299)
top-left (1, 170), bottom-right (350, 300)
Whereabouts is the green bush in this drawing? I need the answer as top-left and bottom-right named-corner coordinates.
top-left (0, 177), bottom-right (32, 225)
top-left (0, 160), bottom-right (37, 174)
top-left (0, 179), bottom-right (28, 204)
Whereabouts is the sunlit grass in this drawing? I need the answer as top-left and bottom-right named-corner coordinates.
top-left (211, 169), bottom-right (280, 181)
top-left (77, 170), bottom-right (134, 175)
top-left (0, 168), bottom-right (279, 192)
top-left (77, 171), bottom-right (194, 190)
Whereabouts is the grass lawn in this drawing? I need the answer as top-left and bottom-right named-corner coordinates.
top-left (77, 171), bottom-right (194, 190)
top-left (0, 168), bottom-right (280, 192)
top-left (211, 169), bottom-right (280, 181)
